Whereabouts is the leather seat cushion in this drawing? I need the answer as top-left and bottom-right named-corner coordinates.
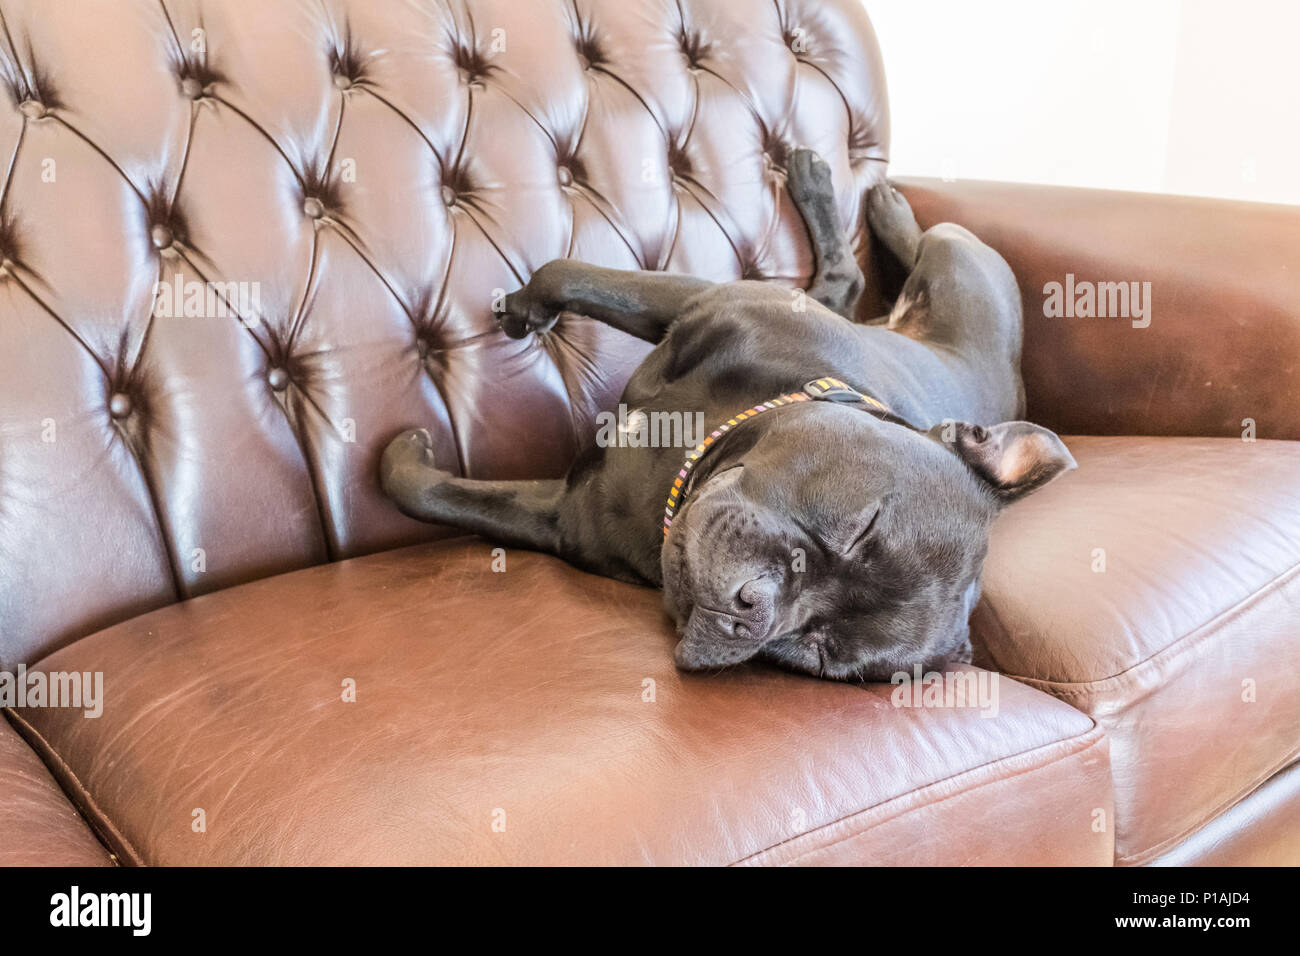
top-left (15, 539), bottom-right (1110, 866)
top-left (972, 436), bottom-right (1300, 865)
top-left (1150, 760), bottom-right (1300, 866)
top-left (0, 713), bottom-right (112, 865)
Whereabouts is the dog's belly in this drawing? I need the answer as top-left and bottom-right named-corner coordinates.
top-left (621, 283), bottom-right (1020, 428)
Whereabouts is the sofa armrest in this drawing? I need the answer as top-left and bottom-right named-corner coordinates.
top-left (894, 178), bottom-right (1300, 440)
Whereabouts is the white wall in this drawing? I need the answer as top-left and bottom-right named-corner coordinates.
top-left (868, 0), bottom-right (1300, 204)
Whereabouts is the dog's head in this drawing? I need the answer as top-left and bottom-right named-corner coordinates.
top-left (660, 402), bottom-right (1074, 681)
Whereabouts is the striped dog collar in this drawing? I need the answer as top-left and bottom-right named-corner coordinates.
top-left (662, 376), bottom-right (891, 536)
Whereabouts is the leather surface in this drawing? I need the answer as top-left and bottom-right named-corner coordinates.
top-left (0, 0), bottom-right (889, 667)
top-left (897, 179), bottom-right (1300, 441)
top-left (15, 538), bottom-right (1112, 866)
top-left (2, 0), bottom-right (1293, 867)
top-left (971, 436), bottom-right (1300, 865)
top-left (0, 711), bottom-right (113, 866)
top-left (1151, 760), bottom-right (1300, 866)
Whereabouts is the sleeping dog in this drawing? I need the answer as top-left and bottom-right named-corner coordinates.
top-left (380, 149), bottom-right (1074, 681)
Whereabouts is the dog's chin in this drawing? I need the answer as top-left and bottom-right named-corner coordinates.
top-left (758, 635), bottom-right (839, 681)
top-left (672, 638), bottom-right (759, 672)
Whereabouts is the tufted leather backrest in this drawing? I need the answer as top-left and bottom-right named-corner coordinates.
top-left (0, 0), bottom-right (888, 666)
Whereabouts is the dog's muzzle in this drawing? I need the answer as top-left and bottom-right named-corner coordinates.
top-left (672, 577), bottom-right (780, 670)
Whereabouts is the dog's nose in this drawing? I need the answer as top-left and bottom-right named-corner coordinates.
top-left (734, 577), bottom-right (777, 612)
top-left (727, 577), bottom-right (778, 639)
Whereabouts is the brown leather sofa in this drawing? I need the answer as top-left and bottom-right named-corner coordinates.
top-left (0, 0), bottom-right (1296, 867)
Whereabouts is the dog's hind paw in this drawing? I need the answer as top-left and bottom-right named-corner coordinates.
top-left (866, 181), bottom-right (922, 265)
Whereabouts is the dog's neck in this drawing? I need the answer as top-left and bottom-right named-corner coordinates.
top-left (661, 377), bottom-right (902, 538)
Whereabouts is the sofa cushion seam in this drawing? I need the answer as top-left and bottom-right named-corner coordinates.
top-left (750, 728), bottom-right (1107, 866)
top-left (734, 722), bottom-right (1107, 866)
top-left (1117, 744), bottom-right (1300, 866)
top-left (2, 706), bottom-right (144, 866)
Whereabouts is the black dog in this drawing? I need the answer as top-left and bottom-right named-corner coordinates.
top-left (380, 149), bottom-right (1074, 681)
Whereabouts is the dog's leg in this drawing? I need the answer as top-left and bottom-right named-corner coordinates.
top-left (866, 180), bottom-right (923, 269)
top-left (380, 429), bottom-right (564, 553)
top-left (498, 260), bottom-right (714, 344)
top-left (866, 182), bottom-right (1022, 383)
top-left (786, 147), bottom-right (865, 319)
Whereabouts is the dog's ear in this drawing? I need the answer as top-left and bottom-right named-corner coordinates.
top-left (929, 420), bottom-right (1077, 503)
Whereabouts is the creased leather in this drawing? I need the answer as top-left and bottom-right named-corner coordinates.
top-left (1151, 760), bottom-right (1300, 866)
top-left (972, 436), bottom-right (1300, 864)
top-left (0, 711), bottom-right (113, 866)
top-left (17, 539), bottom-right (1112, 866)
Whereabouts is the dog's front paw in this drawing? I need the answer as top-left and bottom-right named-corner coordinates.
top-left (786, 146), bottom-right (834, 205)
top-left (496, 288), bottom-right (560, 339)
top-left (379, 428), bottom-right (441, 499)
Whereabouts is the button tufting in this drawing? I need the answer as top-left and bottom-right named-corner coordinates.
top-left (575, 35), bottom-right (603, 70)
top-left (0, 0), bottom-right (898, 700)
top-left (667, 140), bottom-right (691, 177)
top-left (108, 393), bottom-right (133, 419)
top-left (150, 224), bottom-right (174, 250)
top-left (452, 42), bottom-right (492, 88)
top-left (680, 31), bottom-right (707, 69)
